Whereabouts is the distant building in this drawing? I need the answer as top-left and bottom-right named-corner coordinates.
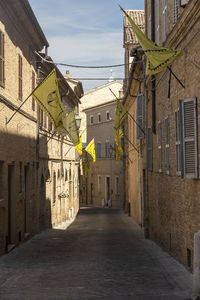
top-left (79, 81), bottom-right (124, 208)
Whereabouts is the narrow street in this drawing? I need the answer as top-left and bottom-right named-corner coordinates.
top-left (0, 207), bottom-right (192, 300)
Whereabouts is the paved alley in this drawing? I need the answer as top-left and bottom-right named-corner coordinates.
top-left (0, 207), bottom-right (192, 300)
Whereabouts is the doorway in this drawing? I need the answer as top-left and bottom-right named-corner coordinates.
top-left (24, 165), bottom-right (29, 233)
top-left (105, 176), bottom-right (110, 205)
top-left (7, 165), bottom-right (15, 245)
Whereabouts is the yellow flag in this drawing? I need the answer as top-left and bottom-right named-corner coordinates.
top-left (120, 6), bottom-right (183, 75)
top-left (32, 68), bottom-right (65, 131)
top-left (114, 99), bottom-right (127, 131)
top-left (75, 136), bottom-right (82, 156)
top-left (80, 158), bottom-right (83, 176)
top-left (85, 139), bottom-right (96, 163)
top-left (62, 111), bottom-right (79, 145)
top-left (115, 129), bottom-right (123, 162)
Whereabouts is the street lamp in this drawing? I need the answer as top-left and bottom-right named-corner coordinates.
top-left (75, 113), bottom-right (81, 130)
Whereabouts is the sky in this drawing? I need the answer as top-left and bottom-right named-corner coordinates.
top-left (29, 0), bottom-right (144, 92)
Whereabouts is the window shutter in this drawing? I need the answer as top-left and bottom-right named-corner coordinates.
top-left (181, 98), bottom-right (198, 178)
top-left (147, 127), bottom-right (153, 171)
top-left (173, 0), bottom-right (180, 24)
top-left (165, 117), bottom-right (170, 171)
top-left (137, 94), bottom-right (145, 139)
top-left (158, 122), bottom-right (162, 171)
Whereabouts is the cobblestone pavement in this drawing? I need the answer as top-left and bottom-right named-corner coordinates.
top-left (0, 207), bottom-right (192, 300)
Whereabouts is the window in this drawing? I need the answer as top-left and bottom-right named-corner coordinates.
top-left (97, 142), bottom-right (101, 158)
top-left (105, 141), bottom-right (110, 158)
top-left (175, 110), bottom-right (181, 174)
top-left (148, 15), bottom-right (151, 40)
top-left (98, 113), bottom-right (101, 123)
top-left (179, 98), bottom-right (198, 178)
top-left (40, 108), bottom-right (43, 127)
top-left (32, 71), bottom-right (35, 111)
top-left (65, 169), bottom-right (68, 181)
top-left (90, 115), bottom-right (94, 125)
top-left (165, 117), bottom-right (170, 172)
top-left (0, 30), bottom-right (5, 87)
top-left (158, 121), bottom-right (162, 171)
top-left (136, 94), bottom-right (145, 139)
top-left (155, 0), bottom-right (160, 45)
top-left (53, 171), bottom-right (56, 203)
top-left (174, 0), bottom-right (180, 24)
top-left (147, 128), bottom-right (153, 171)
top-left (98, 175), bottom-right (102, 193)
top-left (115, 176), bottom-right (119, 195)
top-left (48, 118), bottom-right (53, 131)
top-left (162, 0), bottom-right (168, 42)
top-left (18, 55), bottom-right (23, 100)
top-left (106, 111), bottom-right (110, 121)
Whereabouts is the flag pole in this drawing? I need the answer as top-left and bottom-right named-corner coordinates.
top-left (45, 130), bottom-right (56, 144)
top-left (123, 133), bottom-right (139, 153)
top-left (109, 88), bottom-right (145, 136)
top-left (167, 67), bottom-right (185, 88)
top-left (6, 68), bottom-right (56, 125)
top-left (6, 92), bottom-right (32, 125)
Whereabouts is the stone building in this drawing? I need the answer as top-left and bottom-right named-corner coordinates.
top-left (0, 0), bottom-right (82, 255)
top-left (123, 0), bottom-right (200, 270)
top-left (79, 81), bottom-right (124, 208)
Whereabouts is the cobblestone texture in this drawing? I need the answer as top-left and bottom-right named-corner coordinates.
top-left (0, 207), bottom-right (192, 300)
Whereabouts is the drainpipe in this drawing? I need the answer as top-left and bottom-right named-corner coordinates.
top-left (151, 0), bottom-right (156, 134)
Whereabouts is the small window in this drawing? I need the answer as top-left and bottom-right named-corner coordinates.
top-left (65, 169), bottom-right (68, 181)
top-left (97, 142), bottom-right (101, 158)
top-left (115, 176), bottom-right (119, 195)
top-left (136, 94), bottom-right (145, 139)
top-left (98, 175), bottom-right (102, 193)
top-left (98, 113), bottom-right (101, 123)
top-left (105, 141), bottom-right (110, 158)
top-left (0, 30), bottom-right (5, 87)
top-left (106, 111), bottom-right (110, 121)
top-left (18, 55), bottom-right (23, 101)
top-left (90, 115), bottom-right (94, 125)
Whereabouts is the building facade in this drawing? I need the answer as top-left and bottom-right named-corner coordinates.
top-left (0, 0), bottom-right (81, 255)
top-left (79, 81), bottom-right (124, 208)
top-left (123, 0), bottom-right (200, 271)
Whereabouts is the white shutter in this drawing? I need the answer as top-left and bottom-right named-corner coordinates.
top-left (182, 98), bottom-right (198, 178)
top-left (136, 94), bottom-right (145, 139)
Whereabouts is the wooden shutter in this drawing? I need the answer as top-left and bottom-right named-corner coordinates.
top-left (137, 94), bottom-right (145, 139)
top-left (181, 98), bottom-right (198, 178)
top-left (147, 127), bottom-right (153, 171)
top-left (0, 30), bottom-right (5, 87)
